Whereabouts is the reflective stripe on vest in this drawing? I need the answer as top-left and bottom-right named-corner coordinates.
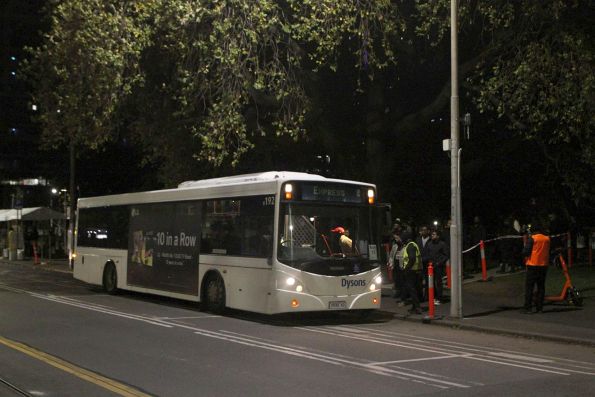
top-left (402, 242), bottom-right (422, 271)
top-left (527, 234), bottom-right (550, 266)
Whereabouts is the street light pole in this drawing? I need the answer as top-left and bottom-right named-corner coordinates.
top-left (68, 138), bottom-right (75, 266)
top-left (450, 0), bottom-right (463, 318)
top-left (49, 188), bottom-right (58, 261)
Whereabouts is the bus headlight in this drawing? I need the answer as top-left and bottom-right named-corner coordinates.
top-left (375, 275), bottom-right (382, 285)
top-left (296, 285), bottom-right (303, 293)
top-left (369, 283), bottom-right (376, 291)
top-left (286, 277), bottom-right (296, 286)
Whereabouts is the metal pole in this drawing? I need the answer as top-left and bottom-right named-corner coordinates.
top-left (450, 0), bottom-right (463, 318)
top-left (49, 193), bottom-right (53, 261)
top-left (69, 138), bottom-right (75, 264)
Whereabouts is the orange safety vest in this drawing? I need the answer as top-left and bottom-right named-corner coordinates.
top-left (527, 234), bottom-right (550, 266)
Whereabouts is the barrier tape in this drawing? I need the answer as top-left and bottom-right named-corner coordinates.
top-left (461, 232), bottom-right (568, 254)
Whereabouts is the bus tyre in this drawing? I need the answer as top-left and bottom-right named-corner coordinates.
top-left (102, 262), bottom-right (118, 295)
top-left (204, 274), bottom-right (226, 314)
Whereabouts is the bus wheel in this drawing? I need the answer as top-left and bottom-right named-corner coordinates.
top-left (102, 262), bottom-right (118, 295)
top-left (204, 274), bottom-right (226, 314)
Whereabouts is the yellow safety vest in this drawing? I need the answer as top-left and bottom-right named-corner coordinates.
top-left (401, 242), bottom-right (422, 271)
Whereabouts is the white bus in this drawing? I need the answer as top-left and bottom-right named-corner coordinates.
top-left (73, 171), bottom-right (383, 314)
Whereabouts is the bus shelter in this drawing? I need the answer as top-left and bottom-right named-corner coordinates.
top-left (0, 207), bottom-right (67, 260)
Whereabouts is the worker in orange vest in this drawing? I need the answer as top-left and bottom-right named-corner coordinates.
top-left (521, 223), bottom-right (551, 314)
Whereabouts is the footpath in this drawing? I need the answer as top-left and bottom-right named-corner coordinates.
top-left (381, 264), bottom-right (595, 347)
top-left (1, 258), bottom-right (594, 346)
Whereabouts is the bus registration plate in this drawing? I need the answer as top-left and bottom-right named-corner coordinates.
top-left (329, 301), bottom-right (347, 310)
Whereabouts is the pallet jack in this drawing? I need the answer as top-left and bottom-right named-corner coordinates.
top-left (544, 254), bottom-right (583, 306)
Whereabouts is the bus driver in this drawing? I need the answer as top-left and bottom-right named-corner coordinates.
top-left (331, 227), bottom-right (354, 255)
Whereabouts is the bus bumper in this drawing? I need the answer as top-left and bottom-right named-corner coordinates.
top-left (270, 289), bottom-right (381, 314)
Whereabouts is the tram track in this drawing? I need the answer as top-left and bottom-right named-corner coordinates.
top-left (0, 376), bottom-right (33, 397)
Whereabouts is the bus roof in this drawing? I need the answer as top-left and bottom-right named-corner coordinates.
top-left (78, 171), bottom-right (374, 208)
top-left (177, 171), bottom-right (328, 188)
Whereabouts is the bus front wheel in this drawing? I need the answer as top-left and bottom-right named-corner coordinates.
top-left (102, 262), bottom-right (118, 295)
top-left (204, 274), bottom-right (226, 314)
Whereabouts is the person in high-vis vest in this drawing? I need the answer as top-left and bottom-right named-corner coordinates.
top-left (521, 224), bottom-right (551, 313)
top-left (397, 231), bottom-right (423, 314)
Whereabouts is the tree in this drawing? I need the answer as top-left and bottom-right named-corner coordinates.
top-left (26, 0), bottom-right (594, 223)
top-left (404, 0), bottom-right (594, 212)
top-left (28, 0), bottom-right (400, 175)
top-left (26, 0), bottom-right (155, 150)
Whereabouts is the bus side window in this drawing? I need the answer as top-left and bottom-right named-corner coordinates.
top-left (201, 196), bottom-right (274, 257)
top-left (78, 206), bottom-right (128, 249)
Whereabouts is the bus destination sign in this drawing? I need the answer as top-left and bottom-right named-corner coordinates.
top-left (301, 183), bottom-right (363, 203)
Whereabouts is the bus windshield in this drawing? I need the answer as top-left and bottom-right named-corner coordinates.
top-left (277, 203), bottom-right (379, 276)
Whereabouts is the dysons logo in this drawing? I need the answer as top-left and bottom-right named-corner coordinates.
top-left (341, 279), bottom-right (366, 289)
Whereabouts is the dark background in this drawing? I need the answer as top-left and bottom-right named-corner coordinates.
top-left (1, 1), bottom-right (591, 238)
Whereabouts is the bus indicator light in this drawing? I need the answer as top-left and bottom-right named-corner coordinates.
top-left (284, 184), bottom-right (293, 200)
top-left (291, 299), bottom-right (300, 308)
top-left (367, 189), bottom-right (375, 204)
top-left (373, 297), bottom-right (378, 305)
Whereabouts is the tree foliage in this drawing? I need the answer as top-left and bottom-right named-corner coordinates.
top-left (28, 0), bottom-right (399, 169)
top-left (25, 0), bottom-right (594, 215)
top-left (409, 0), bottom-right (594, 209)
top-left (25, 0), bottom-right (156, 148)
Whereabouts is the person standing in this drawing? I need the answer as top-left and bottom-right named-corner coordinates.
top-left (30, 226), bottom-right (39, 264)
top-left (387, 227), bottom-right (403, 299)
top-left (426, 230), bottom-right (449, 304)
top-left (416, 225), bottom-right (431, 300)
top-left (397, 231), bottom-right (422, 314)
top-left (499, 217), bottom-right (523, 273)
top-left (521, 223), bottom-right (551, 314)
top-left (416, 225), bottom-right (431, 252)
top-left (442, 219), bottom-right (451, 248)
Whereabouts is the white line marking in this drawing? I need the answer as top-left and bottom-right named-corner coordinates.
top-left (300, 326), bottom-right (591, 376)
top-left (0, 284), bottom-right (468, 388)
top-left (0, 284), bottom-right (172, 328)
top-left (192, 330), bottom-right (467, 389)
top-left (463, 356), bottom-right (570, 375)
top-left (334, 324), bottom-right (595, 374)
top-left (298, 327), bottom-right (463, 356)
top-left (48, 295), bottom-right (113, 309)
top-left (489, 352), bottom-right (553, 363)
top-left (157, 315), bottom-right (221, 320)
top-left (348, 324), bottom-right (595, 369)
top-left (370, 354), bottom-right (473, 365)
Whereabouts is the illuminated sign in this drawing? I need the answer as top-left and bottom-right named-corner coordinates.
top-left (300, 183), bottom-right (363, 203)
